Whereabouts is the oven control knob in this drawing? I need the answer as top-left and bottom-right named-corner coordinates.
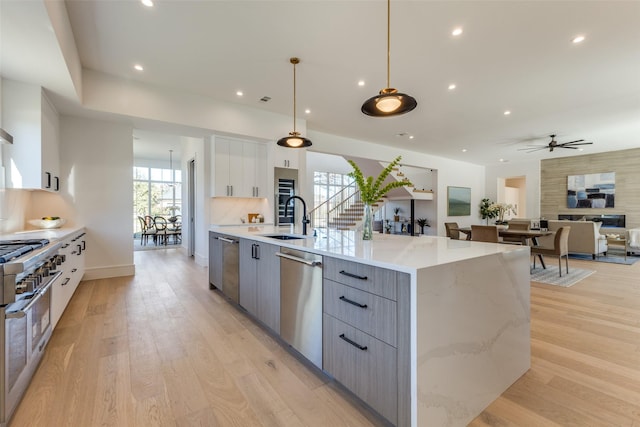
top-left (16, 280), bottom-right (27, 294)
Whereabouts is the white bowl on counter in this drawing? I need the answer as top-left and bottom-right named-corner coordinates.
top-left (28, 218), bottom-right (66, 229)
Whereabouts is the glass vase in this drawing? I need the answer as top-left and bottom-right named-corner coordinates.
top-left (362, 203), bottom-right (373, 240)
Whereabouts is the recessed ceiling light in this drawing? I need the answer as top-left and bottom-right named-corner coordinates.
top-left (305, 109), bottom-right (311, 114)
top-left (461, 148), bottom-right (467, 152)
top-left (134, 64), bottom-right (144, 71)
top-left (141, 0), bottom-right (153, 7)
top-left (448, 84), bottom-right (456, 90)
top-left (409, 135), bottom-right (414, 140)
top-left (236, 91), bottom-right (243, 97)
top-left (499, 158), bottom-right (508, 162)
top-left (504, 110), bottom-right (511, 116)
top-left (572, 35), bottom-right (585, 44)
top-left (452, 27), bottom-right (463, 36)
top-left (358, 80), bottom-right (365, 87)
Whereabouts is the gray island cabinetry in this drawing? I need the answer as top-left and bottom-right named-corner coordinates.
top-left (209, 227), bottom-right (531, 427)
top-left (323, 257), bottom-right (411, 427)
top-left (238, 238), bottom-right (280, 333)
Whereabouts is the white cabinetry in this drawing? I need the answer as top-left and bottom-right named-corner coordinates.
top-left (211, 137), bottom-right (268, 197)
top-left (274, 145), bottom-right (299, 169)
top-left (2, 80), bottom-right (60, 191)
top-left (52, 231), bottom-right (87, 329)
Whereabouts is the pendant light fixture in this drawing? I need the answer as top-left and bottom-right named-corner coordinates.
top-left (277, 57), bottom-right (312, 148)
top-left (361, 0), bottom-right (417, 117)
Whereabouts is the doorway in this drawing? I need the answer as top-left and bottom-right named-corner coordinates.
top-left (498, 176), bottom-right (527, 219)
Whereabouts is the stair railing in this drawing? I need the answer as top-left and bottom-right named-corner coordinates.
top-left (309, 181), bottom-right (357, 230)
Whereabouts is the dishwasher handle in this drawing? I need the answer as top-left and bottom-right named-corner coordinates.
top-left (276, 252), bottom-right (322, 267)
top-left (217, 237), bottom-right (237, 244)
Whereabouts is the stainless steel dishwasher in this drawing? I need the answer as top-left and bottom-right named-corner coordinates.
top-left (276, 247), bottom-right (323, 369)
top-left (219, 236), bottom-right (239, 303)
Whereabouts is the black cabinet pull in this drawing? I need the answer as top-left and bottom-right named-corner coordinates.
top-left (339, 296), bottom-right (367, 309)
top-left (54, 176), bottom-right (59, 191)
top-left (339, 270), bottom-right (367, 280)
top-left (62, 278), bottom-right (71, 286)
top-left (71, 268), bottom-right (77, 273)
top-left (77, 244), bottom-right (82, 255)
top-left (82, 240), bottom-right (86, 250)
top-left (254, 244), bottom-right (260, 259)
top-left (45, 172), bottom-right (51, 188)
top-left (339, 333), bottom-right (367, 351)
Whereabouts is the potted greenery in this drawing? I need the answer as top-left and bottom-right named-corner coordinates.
top-left (416, 218), bottom-right (429, 234)
top-left (480, 198), bottom-right (498, 225)
top-left (348, 156), bottom-right (412, 240)
top-left (393, 207), bottom-right (401, 222)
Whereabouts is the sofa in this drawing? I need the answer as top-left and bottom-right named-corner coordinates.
top-left (538, 220), bottom-right (608, 259)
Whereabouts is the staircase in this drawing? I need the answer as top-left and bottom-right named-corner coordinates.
top-left (309, 183), bottom-right (385, 231)
top-left (327, 199), bottom-right (383, 230)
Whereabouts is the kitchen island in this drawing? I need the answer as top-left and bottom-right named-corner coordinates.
top-left (209, 225), bottom-right (531, 427)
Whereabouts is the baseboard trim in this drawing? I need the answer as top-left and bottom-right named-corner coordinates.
top-left (83, 264), bottom-right (135, 280)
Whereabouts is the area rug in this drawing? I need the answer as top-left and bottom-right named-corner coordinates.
top-left (568, 253), bottom-right (639, 265)
top-left (530, 266), bottom-right (594, 287)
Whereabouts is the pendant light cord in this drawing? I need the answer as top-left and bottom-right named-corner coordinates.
top-left (293, 60), bottom-right (297, 133)
top-left (386, 0), bottom-right (391, 89)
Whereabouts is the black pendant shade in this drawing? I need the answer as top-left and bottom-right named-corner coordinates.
top-left (278, 57), bottom-right (312, 148)
top-left (361, 88), bottom-right (417, 117)
top-left (362, 0), bottom-right (417, 118)
top-left (277, 132), bottom-right (312, 148)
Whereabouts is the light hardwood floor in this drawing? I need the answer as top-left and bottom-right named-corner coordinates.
top-left (10, 249), bottom-right (640, 426)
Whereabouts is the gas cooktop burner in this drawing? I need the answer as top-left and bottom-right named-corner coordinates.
top-left (0, 239), bottom-right (50, 264)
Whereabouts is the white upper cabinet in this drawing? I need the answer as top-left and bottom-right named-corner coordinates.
top-left (2, 80), bottom-right (60, 191)
top-left (211, 137), bottom-right (268, 198)
top-left (274, 145), bottom-right (300, 169)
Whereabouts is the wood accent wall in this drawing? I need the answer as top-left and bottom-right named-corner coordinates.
top-left (540, 148), bottom-right (640, 229)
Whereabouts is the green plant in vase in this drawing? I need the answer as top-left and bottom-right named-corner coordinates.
top-left (348, 156), bottom-right (413, 240)
top-left (416, 218), bottom-right (429, 234)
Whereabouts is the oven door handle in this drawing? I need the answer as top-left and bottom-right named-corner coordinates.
top-left (5, 271), bottom-right (62, 319)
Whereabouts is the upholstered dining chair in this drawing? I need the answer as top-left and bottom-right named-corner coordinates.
top-left (445, 222), bottom-right (461, 240)
top-left (531, 226), bottom-right (571, 277)
top-left (503, 221), bottom-right (531, 244)
top-left (471, 225), bottom-right (500, 243)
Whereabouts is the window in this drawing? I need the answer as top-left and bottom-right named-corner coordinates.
top-left (133, 166), bottom-right (181, 233)
top-left (312, 171), bottom-right (355, 229)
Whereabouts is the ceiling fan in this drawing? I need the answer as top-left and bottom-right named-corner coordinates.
top-left (519, 134), bottom-right (593, 152)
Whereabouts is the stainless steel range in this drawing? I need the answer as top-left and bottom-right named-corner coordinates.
top-left (0, 239), bottom-right (64, 426)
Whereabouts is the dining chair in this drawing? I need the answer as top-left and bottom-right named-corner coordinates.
top-left (137, 216), bottom-right (153, 246)
top-left (470, 225), bottom-right (500, 243)
top-left (445, 222), bottom-right (460, 240)
top-left (154, 216), bottom-right (168, 245)
top-left (531, 226), bottom-right (571, 277)
top-left (503, 221), bottom-right (531, 244)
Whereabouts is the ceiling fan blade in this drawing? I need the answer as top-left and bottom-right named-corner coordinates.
top-left (561, 146), bottom-right (579, 149)
top-left (561, 139), bottom-right (585, 145)
top-left (563, 141), bottom-right (593, 146)
top-left (521, 146), bottom-right (550, 153)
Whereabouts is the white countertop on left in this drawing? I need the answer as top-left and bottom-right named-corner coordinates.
top-left (1, 226), bottom-right (86, 243)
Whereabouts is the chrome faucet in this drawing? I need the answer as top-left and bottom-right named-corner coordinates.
top-left (284, 195), bottom-right (310, 235)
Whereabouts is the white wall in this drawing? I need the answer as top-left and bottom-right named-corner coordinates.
top-left (308, 130), bottom-right (486, 236)
top-left (180, 136), bottom-right (208, 266)
top-left (485, 160), bottom-right (541, 219)
top-left (37, 115), bottom-right (135, 279)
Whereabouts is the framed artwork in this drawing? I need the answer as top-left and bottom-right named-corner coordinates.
top-left (567, 172), bottom-right (615, 208)
top-left (447, 186), bottom-right (471, 216)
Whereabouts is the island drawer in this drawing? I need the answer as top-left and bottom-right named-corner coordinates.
top-left (324, 279), bottom-right (397, 347)
top-left (323, 314), bottom-right (398, 424)
top-left (323, 257), bottom-right (397, 300)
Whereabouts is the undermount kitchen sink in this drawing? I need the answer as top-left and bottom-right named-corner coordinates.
top-left (262, 234), bottom-right (308, 240)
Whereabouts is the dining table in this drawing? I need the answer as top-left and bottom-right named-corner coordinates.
top-left (452, 227), bottom-right (554, 269)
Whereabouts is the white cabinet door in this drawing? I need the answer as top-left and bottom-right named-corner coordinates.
top-left (274, 145), bottom-right (299, 169)
top-left (213, 139), bottom-right (244, 196)
top-left (254, 143), bottom-right (268, 197)
top-left (242, 143), bottom-right (257, 197)
top-left (3, 82), bottom-right (60, 191)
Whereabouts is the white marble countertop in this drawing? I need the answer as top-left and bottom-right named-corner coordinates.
top-left (0, 226), bottom-right (85, 243)
top-left (210, 225), bottom-right (529, 273)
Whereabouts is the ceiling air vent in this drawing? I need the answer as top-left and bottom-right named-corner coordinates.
top-left (259, 96), bottom-right (271, 103)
